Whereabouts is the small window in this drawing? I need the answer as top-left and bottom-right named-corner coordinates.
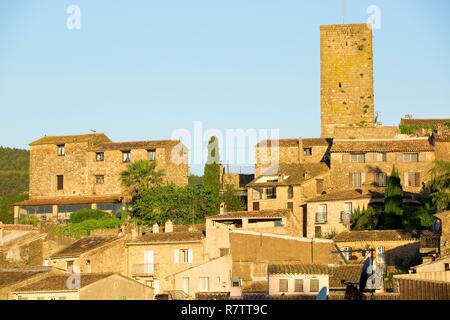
top-left (181, 249), bottom-right (190, 264)
top-left (310, 279), bottom-right (320, 293)
top-left (266, 187), bottom-right (277, 199)
top-left (66, 261), bottom-right (74, 273)
top-left (57, 145), bottom-right (65, 156)
top-left (377, 152), bottom-right (387, 162)
top-left (341, 247), bottom-right (352, 261)
top-left (232, 277), bottom-right (242, 288)
top-left (57, 175), bottom-right (64, 190)
top-left (303, 148), bottom-right (312, 156)
top-left (339, 82), bottom-right (342, 88)
top-left (404, 153), bottom-right (419, 163)
top-left (252, 188), bottom-right (263, 200)
top-left (252, 202), bottom-right (260, 211)
top-left (279, 279), bottom-right (289, 293)
top-left (199, 277), bottom-right (210, 292)
top-left (148, 149), bottom-right (156, 161)
top-left (122, 151), bottom-right (131, 163)
top-left (287, 186), bottom-right (294, 199)
top-left (445, 263), bottom-right (450, 271)
top-left (351, 172), bottom-right (362, 188)
top-left (376, 246), bottom-right (385, 264)
top-left (294, 279), bottom-right (304, 293)
top-left (287, 202), bottom-right (294, 210)
top-left (375, 172), bottom-right (387, 187)
top-left (95, 175), bottom-right (105, 185)
top-left (407, 172), bottom-right (421, 188)
top-left (351, 153), bottom-right (365, 163)
top-left (96, 152), bottom-right (104, 161)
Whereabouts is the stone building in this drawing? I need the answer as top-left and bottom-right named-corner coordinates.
top-left (0, 267), bottom-right (56, 300)
top-left (320, 24), bottom-right (374, 138)
top-left (13, 133), bottom-right (189, 223)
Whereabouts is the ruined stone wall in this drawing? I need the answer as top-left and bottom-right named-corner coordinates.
top-left (321, 24), bottom-right (374, 138)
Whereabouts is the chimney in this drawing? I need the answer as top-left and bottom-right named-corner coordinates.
top-left (0, 222), bottom-right (4, 247)
top-left (165, 220), bottom-right (173, 233)
top-left (298, 138), bottom-right (304, 164)
top-left (152, 223), bottom-right (159, 234)
top-left (220, 203), bottom-right (226, 215)
top-left (131, 228), bottom-right (138, 240)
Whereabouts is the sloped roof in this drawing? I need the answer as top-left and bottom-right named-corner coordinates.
top-left (30, 133), bottom-right (111, 146)
top-left (256, 138), bottom-right (331, 148)
top-left (90, 140), bottom-right (181, 152)
top-left (330, 138), bottom-right (434, 153)
top-left (269, 263), bottom-right (329, 275)
top-left (51, 237), bottom-right (120, 259)
top-left (435, 128), bottom-right (450, 142)
top-left (14, 195), bottom-right (122, 206)
top-left (0, 268), bottom-right (52, 289)
top-left (248, 163), bottom-right (329, 187)
top-left (207, 209), bottom-right (289, 220)
top-left (242, 281), bottom-right (268, 293)
top-left (14, 273), bottom-right (114, 292)
top-left (400, 118), bottom-right (450, 127)
top-left (306, 189), bottom-right (381, 203)
top-left (334, 230), bottom-right (419, 242)
top-left (127, 231), bottom-right (204, 244)
top-left (329, 265), bottom-right (362, 288)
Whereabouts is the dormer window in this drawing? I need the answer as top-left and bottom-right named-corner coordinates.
top-left (148, 149), bottom-right (156, 161)
top-left (57, 145), bottom-right (65, 156)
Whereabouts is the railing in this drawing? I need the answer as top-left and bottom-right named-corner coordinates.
top-left (340, 211), bottom-right (353, 223)
top-left (315, 212), bottom-right (327, 224)
top-left (131, 263), bottom-right (159, 276)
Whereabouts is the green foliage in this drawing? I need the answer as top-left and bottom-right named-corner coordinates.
top-left (69, 209), bottom-right (109, 224)
top-left (120, 160), bottom-right (165, 197)
top-left (427, 160), bottom-right (450, 211)
top-left (351, 206), bottom-right (381, 230)
top-left (188, 175), bottom-right (203, 186)
top-left (384, 167), bottom-right (404, 229)
top-left (399, 124), bottom-right (437, 135)
top-left (0, 147), bottom-right (29, 223)
top-left (222, 184), bottom-right (245, 212)
top-left (18, 215), bottom-right (39, 226)
top-left (56, 217), bottom-right (122, 238)
top-left (132, 184), bottom-right (220, 226)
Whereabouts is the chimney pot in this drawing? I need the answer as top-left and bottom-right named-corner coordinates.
top-left (165, 220), bottom-right (173, 233)
top-left (220, 203), bottom-right (226, 215)
top-left (152, 223), bottom-right (159, 234)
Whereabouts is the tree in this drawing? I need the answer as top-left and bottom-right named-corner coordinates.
top-left (383, 167), bottom-right (404, 229)
top-left (351, 206), bottom-right (381, 230)
top-left (427, 160), bottom-right (450, 211)
top-left (222, 184), bottom-right (245, 212)
top-left (120, 160), bottom-right (165, 198)
top-left (203, 136), bottom-right (221, 197)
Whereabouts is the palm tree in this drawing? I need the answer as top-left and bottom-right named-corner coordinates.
top-left (120, 160), bottom-right (165, 198)
top-left (427, 160), bottom-right (450, 211)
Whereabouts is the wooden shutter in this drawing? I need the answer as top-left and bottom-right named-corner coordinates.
top-left (415, 173), bottom-right (421, 187)
top-left (188, 249), bottom-right (194, 264)
top-left (174, 249), bottom-right (179, 264)
top-left (404, 172), bottom-right (409, 187)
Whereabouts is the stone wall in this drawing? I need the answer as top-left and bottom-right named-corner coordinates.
top-left (320, 24), bottom-right (374, 138)
top-left (333, 126), bottom-right (400, 139)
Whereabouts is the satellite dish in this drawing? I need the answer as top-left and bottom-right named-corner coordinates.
top-left (316, 287), bottom-right (328, 301)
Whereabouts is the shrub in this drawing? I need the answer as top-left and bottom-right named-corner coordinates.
top-left (69, 209), bottom-right (109, 224)
top-left (56, 217), bottom-right (122, 238)
top-left (19, 215), bottom-right (39, 226)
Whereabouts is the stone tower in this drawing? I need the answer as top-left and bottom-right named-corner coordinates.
top-left (320, 24), bottom-right (375, 138)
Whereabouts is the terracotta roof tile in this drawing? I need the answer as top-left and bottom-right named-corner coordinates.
top-left (329, 265), bottom-right (362, 288)
top-left (0, 268), bottom-right (52, 289)
top-left (14, 273), bottom-right (114, 292)
top-left (242, 281), bottom-right (268, 293)
top-left (306, 189), bottom-right (382, 203)
top-left (127, 231), bottom-right (204, 244)
top-left (330, 138), bottom-right (434, 153)
top-left (90, 140), bottom-right (181, 152)
top-left (257, 138), bottom-right (331, 148)
top-left (207, 209), bottom-right (289, 220)
top-left (269, 263), bottom-right (330, 275)
top-left (14, 195), bottom-right (122, 206)
top-left (51, 236), bottom-right (120, 258)
top-left (334, 230), bottom-right (419, 242)
top-left (30, 133), bottom-right (111, 146)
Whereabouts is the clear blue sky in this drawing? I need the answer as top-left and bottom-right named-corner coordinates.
top-left (1, 0), bottom-right (449, 174)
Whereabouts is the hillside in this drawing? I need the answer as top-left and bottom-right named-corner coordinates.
top-left (0, 147), bottom-right (29, 223)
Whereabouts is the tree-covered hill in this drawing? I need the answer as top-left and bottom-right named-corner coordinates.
top-left (0, 147), bottom-right (29, 223)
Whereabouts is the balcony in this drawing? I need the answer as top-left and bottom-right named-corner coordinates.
top-left (340, 211), bottom-right (353, 223)
top-left (315, 212), bottom-right (327, 224)
top-left (131, 263), bottom-right (159, 276)
top-left (420, 234), bottom-right (440, 255)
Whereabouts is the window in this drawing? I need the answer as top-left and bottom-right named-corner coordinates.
top-left (252, 202), bottom-right (260, 211)
top-left (96, 152), bottom-right (104, 161)
top-left (303, 148), bottom-right (312, 156)
top-left (183, 277), bottom-right (190, 295)
top-left (95, 175), bottom-right (105, 184)
top-left (315, 226), bottom-right (322, 238)
top-left (316, 179), bottom-right (324, 194)
top-left (177, 249), bottom-right (193, 264)
top-left (232, 277), bottom-right (242, 287)
top-left (310, 279), bottom-right (320, 293)
top-left (341, 247), bottom-right (352, 261)
top-left (287, 186), bottom-right (294, 199)
top-left (376, 246), bottom-right (385, 264)
top-left (375, 172), bottom-right (387, 187)
top-left (294, 279), bottom-right (304, 293)
top-left (404, 153), bottom-right (419, 163)
top-left (351, 153), bottom-right (365, 163)
top-left (266, 187), bottom-right (277, 199)
top-left (122, 151), bottom-right (131, 163)
top-left (181, 249), bottom-right (190, 264)
top-left (199, 277), bottom-right (210, 292)
top-left (253, 188), bottom-right (263, 200)
top-left (316, 204), bottom-right (327, 223)
top-left (67, 261), bottom-right (74, 273)
top-left (406, 172), bottom-right (421, 188)
top-left (57, 175), bottom-right (64, 190)
top-left (377, 152), bottom-right (387, 162)
top-left (148, 149), bottom-right (156, 161)
top-left (57, 144), bottom-right (65, 156)
top-left (287, 202), bottom-right (294, 210)
top-left (279, 279), bottom-right (289, 293)
top-left (445, 263), bottom-right (450, 271)
top-left (351, 172), bottom-right (362, 188)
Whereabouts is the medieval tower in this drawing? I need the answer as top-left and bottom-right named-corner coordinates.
top-left (320, 24), bottom-right (375, 138)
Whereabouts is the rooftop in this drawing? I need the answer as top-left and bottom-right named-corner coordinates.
top-left (51, 236), bottom-right (120, 259)
top-left (0, 267), bottom-right (52, 289)
top-left (127, 231), bottom-right (205, 245)
top-left (30, 133), bottom-right (111, 146)
top-left (334, 230), bottom-right (419, 242)
top-left (330, 138), bottom-right (434, 153)
top-left (306, 189), bottom-right (383, 203)
top-left (256, 138), bottom-right (331, 148)
top-left (90, 140), bottom-right (182, 152)
top-left (14, 273), bottom-right (114, 292)
top-left (14, 195), bottom-right (122, 207)
top-left (207, 209), bottom-right (289, 220)
top-left (400, 118), bottom-right (450, 127)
